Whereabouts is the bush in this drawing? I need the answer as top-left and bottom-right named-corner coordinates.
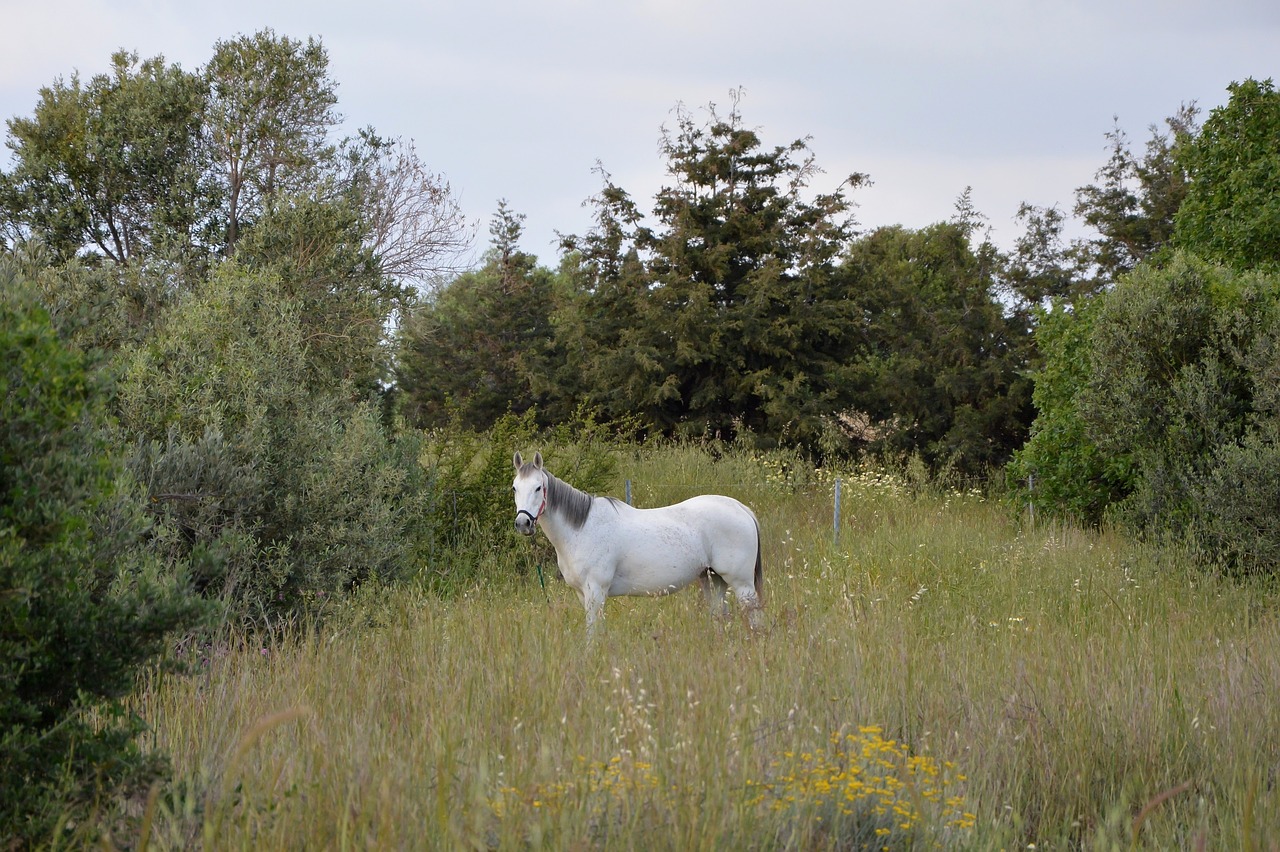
top-left (1187, 301), bottom-right (1280, 572)
top-left (118, 263), bottom-right (436, 622)
top-left (1010, 297), bottom-right (1132, 525)
top-left (1016, 251), bottom-right (1280, 572)
top-left (1, 266), bottom-right (206, 844)
top-left (415, 409), bottom-right (620, 594)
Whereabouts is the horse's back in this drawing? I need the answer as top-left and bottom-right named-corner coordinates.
top-left (632, 494), bottom-right (756, 565)
top-left (679, 493), bottom-right (756, 530)
top-left (601, 494), bottom-right (757, 596)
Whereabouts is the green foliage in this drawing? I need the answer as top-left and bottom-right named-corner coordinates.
top-left (837, 223), bottom-right (1034, 475)
top-left (403, 102), bottom-right (1036, 471)
top-left (2, 30), bottom-right (468, 286)
top-left (0, 31), bottom-right (476, 630)
top-left (1084, 255), bottom-right (1280, 569)
top-left (1073, 106), bottom-right (1197, 280)
top-left (1019, 251), bottom-right (1280, 571)
top-left (0, 50), bottom-right (209, 265)
top-left (1082, 255), bottom-right (1242, 526)
top-left (1009, 300), bottom-right (1128, 524)
top-left (551, 97), bottom-right (868, 450)
top-left (1174, 78), bottom-right (1280, 270)
top-left (548, 176), bottom-right (663, 429)
top-left (642, 99), bottom-right (866, 448)
top-left (118, 264), bottom-right (433, 619)
top-left (1001, 203), bottom-right (1089, 308)
top-left (1016, 82), bottom-right (1280, 569)
top-left (999, 105), bottom-right (1199, 313)
top-left (397, 203), bottom-right (556, 430)
top-left (235, 191), bottom-right (393, 391)
top-left (0, 266), bottom-right (206, 843)
top-left (205, 29), bottom-right (340, 251)
top-left (1195, 419), bottom-right (1280, 573)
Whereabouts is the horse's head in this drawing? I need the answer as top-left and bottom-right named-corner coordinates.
top-left (512, 451), bottom-right (548, 536)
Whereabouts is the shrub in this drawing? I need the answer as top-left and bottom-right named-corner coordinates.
top-left (1016, 250), bottom-right (1280, 572)
top-left (1, 266), bottom-right (206, 844)
top-left (415, 409), bottom-right (620, 594)
top-left (118, 263), bottom-right (436, 621)
top-left (1008, 298), bottom-right (1130, 525)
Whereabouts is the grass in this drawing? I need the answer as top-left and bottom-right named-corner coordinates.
top-left (118, 443), bottom-right (1279, 849)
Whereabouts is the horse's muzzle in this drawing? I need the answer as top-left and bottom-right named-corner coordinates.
top-left (514, 510), bottom-right (538, 536)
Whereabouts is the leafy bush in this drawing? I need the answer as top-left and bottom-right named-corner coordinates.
top-left (1082, 256), bottom-right (1253, 529)
top-left (118, 263), bottom-right (436, 621)
top-left (1009, 298), bottom-right (1132, 524)
top-left (1016, 251), bottom-right (1280, 572)
top-left (1, 267), bottom-right (206, 844)
top-left (415, 409), bottom-right (620, 594)
top-left (1184, 296), bottom-right (1280, 572)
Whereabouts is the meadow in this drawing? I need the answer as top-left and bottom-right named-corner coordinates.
top-left (125, 445), bottom-right (1279, 850)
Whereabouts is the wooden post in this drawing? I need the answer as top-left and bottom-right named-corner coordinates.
top-left (833, 477), bottom-right (842, 546)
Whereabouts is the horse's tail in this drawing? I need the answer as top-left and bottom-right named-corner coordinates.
top-left (753, 519), bottom-right (763, 604)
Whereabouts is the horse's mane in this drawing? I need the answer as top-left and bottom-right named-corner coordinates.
top-left (546, 471), bottom-right (600, 531)
top-left (518, 462), bottom-right (615, 531)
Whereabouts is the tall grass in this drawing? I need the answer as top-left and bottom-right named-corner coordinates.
top-left (123, 444), bottom-right (1279, 849)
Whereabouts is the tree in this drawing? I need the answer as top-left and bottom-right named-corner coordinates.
top-left (996, 105), bottom-right (1200, 320)
top-left (1000, 203), bottom-right (1086, 310)
top-left (396, 202), bottom-right (556, 429)
top-left (550, 168), bottom-right (664, 428)
top-left (555, 96), bottom-right (868, 449)
top-left (1016, 251), bottom-right (1280, 571)
top-left (836, 223), bottom-right (1033, 474)
top-left (204, 29), bottom-right (339, 252)
top-left (1, 264), bottom-right (206, 843)
top-left (645, 98), bottom-right (867, 446)
top-left (1174, 77), bottom-right (1280, 270)
top-left (1077, 255), bottom-right (1253, 530)
top-left (1074, 106), bottom-right (1198, 280)
top-left (1, 50), bottom-right (208, 265)
top-left (1007, 298), bottom-right (1128, 524)
top-left (343, 132), bottom-right (474, 290)
top-left (118, 263), bottom-right (433, 617)
top-left (233, 190), bottom-right (391, 391)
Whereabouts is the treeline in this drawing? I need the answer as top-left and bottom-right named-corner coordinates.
top-left (2, 27), bottom-right (1278, 842)
top-left (399, 102), bottom-right (1038, 476)
top-left (398, 83), bottom-right (1280, 576)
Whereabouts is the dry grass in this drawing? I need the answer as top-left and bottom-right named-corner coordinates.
top-left (124, 445), bottom-right (1280, 850)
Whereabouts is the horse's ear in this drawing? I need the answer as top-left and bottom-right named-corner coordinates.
top-left (533, 452), bottom-right (543, 469)
top-left (513, 451), bottom-right (523, 470)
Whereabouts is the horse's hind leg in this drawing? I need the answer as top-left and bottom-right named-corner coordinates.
top-left (699, 569), bottom-right (729, 620)
top-left (732, 581), bottom-right (764, 631)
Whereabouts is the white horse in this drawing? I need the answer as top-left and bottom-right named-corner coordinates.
top-left (512, 451), bottom-right (763, 636)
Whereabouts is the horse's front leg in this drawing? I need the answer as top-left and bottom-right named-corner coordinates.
top-left (580, 581), bottom-right (606, 641)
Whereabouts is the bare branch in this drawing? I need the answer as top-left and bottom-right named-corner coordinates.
top-left (362, 138), bottom-right (476, 291)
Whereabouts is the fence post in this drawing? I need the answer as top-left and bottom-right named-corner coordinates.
top-left (1027, 474), bottom-right (1035, 526)
top-left (833, 477), bottom-right (842, 546)
top-left (625, 479), bottom-right (632, 506)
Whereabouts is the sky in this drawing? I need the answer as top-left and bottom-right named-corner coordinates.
top-left (2, 0), bottom-right (1278, 264)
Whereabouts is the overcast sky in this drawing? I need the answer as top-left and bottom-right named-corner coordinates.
top-left (3, 0), bottom-right (1278, 263)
